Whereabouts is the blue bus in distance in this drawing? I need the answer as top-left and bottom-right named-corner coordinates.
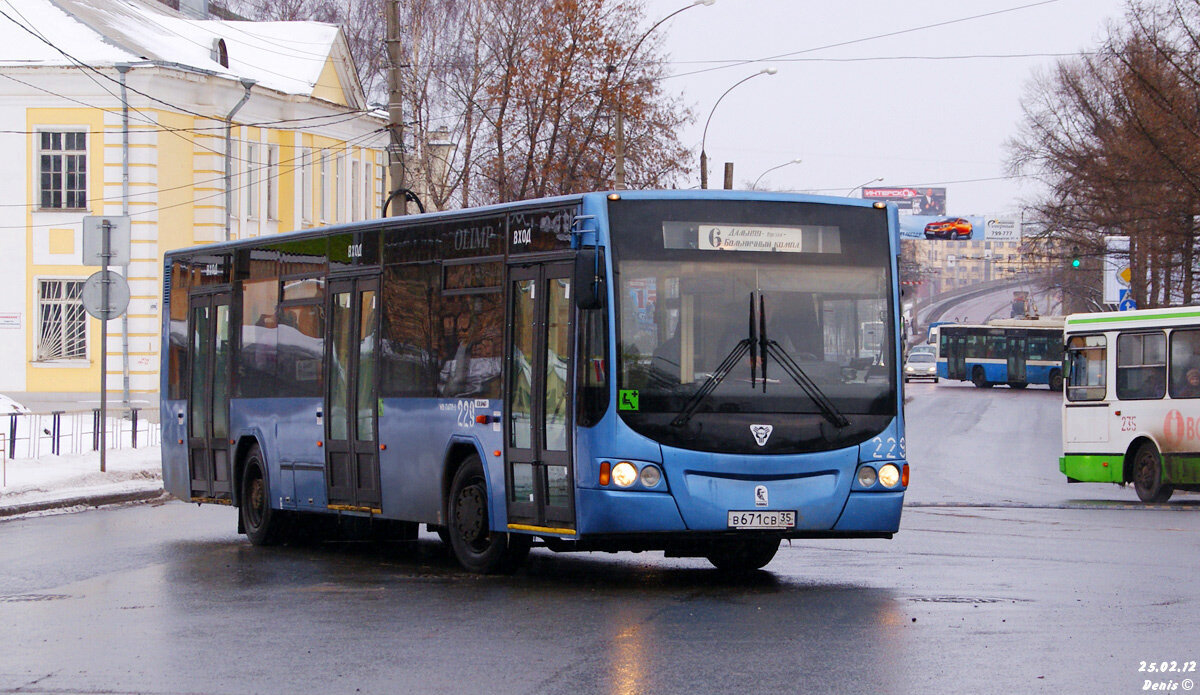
top-left (937, 319), bottom-right (1065, 390)
top-left (161, 190), bottom-right (908, 573)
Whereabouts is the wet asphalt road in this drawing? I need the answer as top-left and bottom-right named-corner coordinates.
top-left (1, 384), bottom-right (1198, 694)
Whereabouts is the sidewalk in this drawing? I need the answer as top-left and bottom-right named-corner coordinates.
top-left (0, 447), bottom-right (165, 518)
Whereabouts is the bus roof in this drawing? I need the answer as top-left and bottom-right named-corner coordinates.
top-left (163, 190), bottom-right (899, 259)
top-left (1065, 305), bottom-right (1200, 332)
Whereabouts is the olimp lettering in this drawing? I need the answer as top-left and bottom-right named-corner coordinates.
top-left (454, 225), bottom-right (493, 252)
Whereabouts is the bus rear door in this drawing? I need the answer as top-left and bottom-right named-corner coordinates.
top-left (325, 276), bottom-right (382, 512)
top-left (505, 262), bottom-right (576, 534)
top-left (187, 291), bottom-right (233, 501)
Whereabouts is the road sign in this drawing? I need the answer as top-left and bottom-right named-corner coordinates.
top-left (81, 270), bottom-right (130, 320)
top-left (82, 215), bottom-right (131, 266)
top-left (1118, 289), bottom-right (1137, 312)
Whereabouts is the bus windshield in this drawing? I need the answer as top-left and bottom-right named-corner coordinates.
top-left (609, 198), bottom-right (896, 454)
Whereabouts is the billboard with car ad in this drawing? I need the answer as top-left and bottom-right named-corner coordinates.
top-left (862, 187), bottom-right (1022, 241)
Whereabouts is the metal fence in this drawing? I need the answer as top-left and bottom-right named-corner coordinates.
top-left (4, 409), bottom-right (159, 460)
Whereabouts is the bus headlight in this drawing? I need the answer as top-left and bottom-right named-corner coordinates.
top-left (611, 461), bottom-right (638, 488)
top-left (879, 463), bottom-right (901, 488)
top-left (856, 466), bottom-right (877, 487)
top-left (639, 465), bottom-right (662, 488)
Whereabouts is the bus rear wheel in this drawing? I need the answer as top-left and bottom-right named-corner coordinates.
top-left (972, 367), bottom-right (992, 388)
top-left (1132, 442), bottom-right (1174, 503)
top-left (1049, 370), bottom-right (1064, 392)
top-left (705, 537), bottom-right (781, 572)
top-left (447, 455), bottom-right (531, 574)
top-left (240, 445), bottom-right (288, 546)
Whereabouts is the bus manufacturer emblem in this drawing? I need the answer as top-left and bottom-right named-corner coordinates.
top-left (750, 424), bottom-right (773, 446)
top-left (754, 485), bottom-right (768, 507)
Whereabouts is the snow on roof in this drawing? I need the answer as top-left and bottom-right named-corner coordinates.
top-left (0, 0), bottom-right (347, 98)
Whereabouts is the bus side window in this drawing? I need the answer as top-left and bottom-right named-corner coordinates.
top-left (1066, 335), bottom-right (1106, 401)
top-left (1170, 328), bottom-right (1200, 399)
top-left (1116, 332), bottom-right (1165, 400)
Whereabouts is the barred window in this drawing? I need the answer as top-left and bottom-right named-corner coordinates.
top-left (37, 279), bottom-right (87, 361)
top-left (39, 131), bottom-right (87, 210)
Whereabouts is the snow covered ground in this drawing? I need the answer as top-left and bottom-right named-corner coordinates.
top-left (0, 447), bottom-right (163, 517)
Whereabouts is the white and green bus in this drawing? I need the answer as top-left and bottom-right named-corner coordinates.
top-left (1061, 306), bottom-right (1200, 502)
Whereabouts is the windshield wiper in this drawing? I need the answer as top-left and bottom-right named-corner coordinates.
top-left (764, 340), bottom-right (851, 428)
top-left (756, 292), bottom-right (849, 428)
top-left (670, 338), bottom-right (751, 427)
top-left (672, 295), bottom-right (757, 427)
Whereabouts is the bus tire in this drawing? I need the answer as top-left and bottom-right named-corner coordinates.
top-left (972, 367), bottom-right (992, 388)
top-left (705, 537), bottom-right (781, 572)
top-left (446, 455), bottom-right (531, 574)
top-left (240, 444), bottom-right (288, 546)
top-left (1132, 442), bottom-right (1174, 503)
top-left (1049, 370), bottom-right (1063, 392)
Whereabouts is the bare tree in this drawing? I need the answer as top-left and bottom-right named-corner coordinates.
top-left (234, 0), bottom-right (692, 209)
top-left (1008, 0), bottom-right (1200, 309)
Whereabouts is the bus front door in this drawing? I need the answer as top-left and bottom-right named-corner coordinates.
top-left (505, 263), bottom-right (576, 534)
top-left (325, 277), bottom-right (382, 512)
top-left (1008, 334), bottom-right (1027, 383)
top-left (187, 292), bottom-right (232, 501)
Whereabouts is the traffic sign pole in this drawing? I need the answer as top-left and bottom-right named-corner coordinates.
top-left (101, 220), bottom-right (109, 473)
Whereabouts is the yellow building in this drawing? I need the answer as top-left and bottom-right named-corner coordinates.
top-left (1, 0), bottom-right (388, 409)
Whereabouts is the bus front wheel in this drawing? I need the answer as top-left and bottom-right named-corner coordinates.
top-left (1132, 442), bottom-right (1174, 503)
top-left (972, 367), bottom-right (992, 388)
top-left (705, 537), bottom-right (781, 572)
top-left (240, 445), bottom-right (288, 546)
top-left (1049, 370), bottom-right (1064, 392)
top-left (447, 455), bottom-right (531, 574)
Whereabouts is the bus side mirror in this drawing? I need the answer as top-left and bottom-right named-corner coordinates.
top-left (574, 248), bottom-right (604, 310)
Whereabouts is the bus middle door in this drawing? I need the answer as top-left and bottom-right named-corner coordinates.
top-left (324, 276), bottom-right (382, 513)
top-left (946, 334), bottom-right (967, 380)
top-left (1009, 333), bottom-right (1027, 384)
top-left (186, 291), bottom-right (233, 501)
top-left (505, 263), bottom-right (576, 535)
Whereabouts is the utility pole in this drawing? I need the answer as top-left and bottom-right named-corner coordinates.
top-left (385, 0), bottom-right (407, 216)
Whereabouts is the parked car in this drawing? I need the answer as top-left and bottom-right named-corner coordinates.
top-left (903, 352), bottom-right (938, 382)
top-left (923, 217), bottom-right (972, 240)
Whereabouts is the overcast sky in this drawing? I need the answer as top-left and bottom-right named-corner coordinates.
top-left (645, 0), bottom-right (1128, 214)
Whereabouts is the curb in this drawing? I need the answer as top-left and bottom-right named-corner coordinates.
top-left (0, 488), bottom-right (168, 518)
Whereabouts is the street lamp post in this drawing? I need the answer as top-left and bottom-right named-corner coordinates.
top-left (700, 67), bottom-right (777, 189)
top-left (847, 176), bottom-right (883, 197)
top-left (751, 158), bottom-right (802, 190)
top-left (612, 0), bottom-right (715, 190)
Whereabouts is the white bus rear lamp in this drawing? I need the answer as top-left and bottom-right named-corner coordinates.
top-left (612, 461), bottom-right (638, 488)
top-left (879, 463), bottom-right (901, 488)
top-left (639, 465), bottom-right (662, 488)
top-left (856, 466), bottom-right (877, 488)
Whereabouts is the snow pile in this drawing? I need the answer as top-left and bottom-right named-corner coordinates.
top-left (0, 447), bottom-right (162, 513)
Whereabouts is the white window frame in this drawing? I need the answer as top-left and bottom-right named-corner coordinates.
top-left (320, 153), bottom-right (329, 223)
top-left (351, 159), bottom-right (361, 222)
top-left (246, 142), bottom-right (260, 220)
top-left (267, 144), bottom-right (279, 221)
top-left (335, 154), bottom-right (344, 223)
top-left (301, 147), bottom-right (313, 224)
top-left (37, 129), bottom-right (88, 211)
top-left (35, 277), bottom-right (88, 363)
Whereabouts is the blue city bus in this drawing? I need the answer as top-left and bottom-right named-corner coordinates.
top-left (937, 319), bottom-right (1065, 389)
top-left (161, 190), bottom-right (909, 573)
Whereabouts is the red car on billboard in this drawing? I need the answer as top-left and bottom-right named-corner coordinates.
top-left (923, 217), bottom-right (973, 240)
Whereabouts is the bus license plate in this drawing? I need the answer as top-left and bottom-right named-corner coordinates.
top-left (727, 510), bottom-right (796, 529)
